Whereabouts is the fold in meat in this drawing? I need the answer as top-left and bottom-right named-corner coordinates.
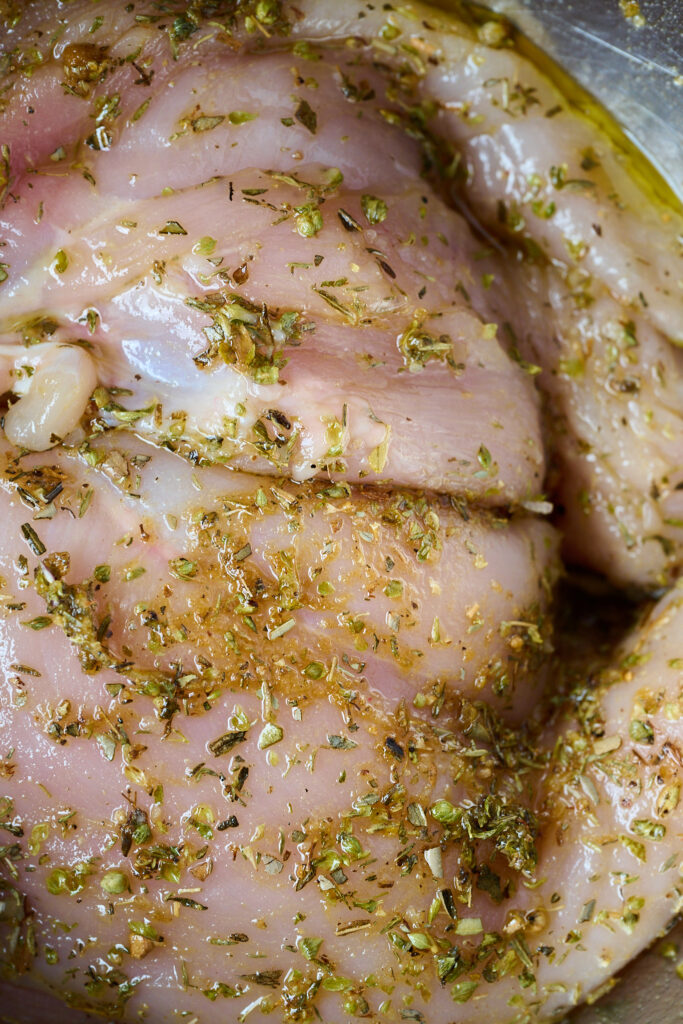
top-left (0, 437), bottom-right (559, 716)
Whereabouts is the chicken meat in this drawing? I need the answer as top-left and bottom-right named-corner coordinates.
top-left (0, 2), bottom-right (681, 1023)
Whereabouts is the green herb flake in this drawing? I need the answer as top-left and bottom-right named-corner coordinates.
top-left (132, 98), bottom-right (151, 122)
top-left (368, 425), bottom-right (391, 473)
top-left (327, 735), bottom-right (358, 750)
top-left (167, 895), bottom-right (208, 910)
top-left (208, 731), bottom-right (247, 757)
top-left (202, 982), bottom-right (239, 1001)
top-left (258, 723), bottom-right (283, 749)
top-left (22, 616), bottom-right (53, 631)
top-left (292, 40), bottom-right (320, 60)
top-left (169, 557), bottom-right (198, 580)
top-left (85, 308), bottom-right (99, 334)
top-left (52, 250), bottom-right (69, 274)
top-left (631, 819), bottom-right (666, 841)
top-left (268, 619), bottom-right (295, 640)
top-left (398, 317), bottom-right (453, 373)
top-left (619, 835), bottom-right (647, 862)
top-left (477, 444), bottom-right (492, 470)
top-left (193, 235), bottom-right (217, 256)
top-left (407, 803), bottom-right (427, 828)
top-left (295, 99), bottom-right (317, 134)
top-left (97, 733), bottom-right (117, 762)
top-left (228, 111), bottom-right (257, 125)
top-left (298, 936), bottom-right (323, 960)
top-left (455, 917), bottom-right (483, 935)
top-left (295, 203), bottom-right (323, 237)
top-left (657, 784), bottom-right (680, 816)
top-left (100, 870), bottom-right (129, 895)
top-left (338, 832), bottom-right (365, 860)
top-left (191, 114), bottom-right (225, 132)
top-left (629, 719), bottom-right (654, 744)
top-left (21, 522), bottom-right (46, 556)
top-left (451, 980), bottom-right (478, 1003)
top-left (361, 194), bottom-right (388, 224)
top-left (24, 821), bottom-right (46, 851)
top-left (431, 799), bottom-right (459, 825)
top-left (159, 220), bottom-right (187, 236)
top-left (192, 294), bottom-right (299, 385)
top-left (130, 920), bottom-right (161, 941)
top-left (322, 976), bottom-right (353, 992)
top-left (78, 487), bottom-right (94, 518)
top-left (46, 862), bottom-right (93, 897)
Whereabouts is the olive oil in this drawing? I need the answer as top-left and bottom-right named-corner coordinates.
top-left (426, 0), bottom-right (682, 214)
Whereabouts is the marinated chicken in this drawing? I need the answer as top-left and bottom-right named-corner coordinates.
top-left (0, 2), bottom-right (681, 1023)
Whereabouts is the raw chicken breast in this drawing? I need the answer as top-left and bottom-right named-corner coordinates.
top-left (0, 9), bottom-right (545, 503)
top-left (0, 2), bottom-right (682, 1023)
top-left (517, 267), bottom-right (683, 589)
top-left (0, 437), bottom-right (559, 717)
top-left (0, 442), bottom-right (680, 1022)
